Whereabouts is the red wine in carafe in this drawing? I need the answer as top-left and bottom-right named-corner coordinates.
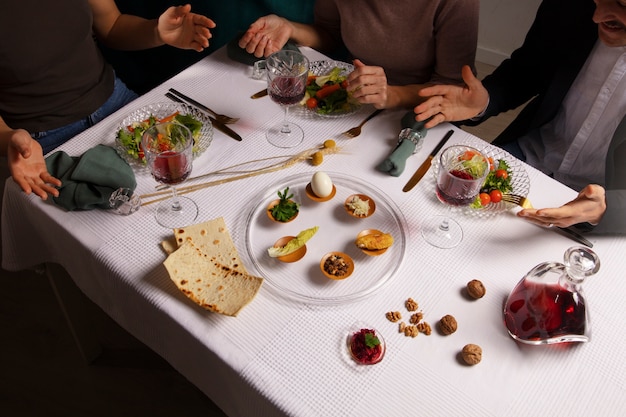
top-left (504, 281), bottom-right (586, 343)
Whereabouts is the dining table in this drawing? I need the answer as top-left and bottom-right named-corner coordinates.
top-left (3, 46), bottom-right (626, 417)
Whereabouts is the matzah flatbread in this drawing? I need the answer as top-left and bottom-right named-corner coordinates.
top-left (172, 217), bottom-right (247, 273)
top-left (164, 240), bottom-right (263, 317)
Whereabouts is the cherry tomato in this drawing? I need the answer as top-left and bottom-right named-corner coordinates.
top-left (488, 157), bottom-right (495, 171)
top-left (489, 189), bottom-right (503, 203)
top-left (479, 192), bottom-right (491, 206)
top-left (306, 97), bottom-right (318, 109)
top-left (461, 150), bottom-right (478, 160)
top-left (495, 169), bottom-right (509, 180)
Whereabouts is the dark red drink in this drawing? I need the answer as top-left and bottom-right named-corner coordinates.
top-left (504, 280), bottom-right (586, 343)
top-left (151, 151), bottom-right (190, 185)
top-left (436, 169), bottom-right (480, 206)
top-left (269, 77), bottom-right (306, 105)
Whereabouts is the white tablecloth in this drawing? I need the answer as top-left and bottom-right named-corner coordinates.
top-left (3, 47), bottom-right (626, 417)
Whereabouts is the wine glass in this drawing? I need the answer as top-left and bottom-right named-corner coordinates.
top-left (142, 121), bottom-right (198, 228)
top-left (421, 145), bottom-right (489, 248)
top-left (266, 50), bottom-right (309, 148)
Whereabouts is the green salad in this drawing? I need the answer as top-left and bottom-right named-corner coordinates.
top-left (302, 67), bottom-right (354, 115)
top-left (116, 112), bottom-right (202, 162)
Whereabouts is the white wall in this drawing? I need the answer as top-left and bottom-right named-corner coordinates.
top-left (476, 0), bottom-right (543, 65)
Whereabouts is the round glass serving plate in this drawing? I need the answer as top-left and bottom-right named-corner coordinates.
top-left (243, 172), bottom-right (407, 304)
top-left (431, 136), bottom-right (531, 218)
top-left (297, 60), bottom-right (361, 118)
top-left (114, 102), bottom-right (214, 170)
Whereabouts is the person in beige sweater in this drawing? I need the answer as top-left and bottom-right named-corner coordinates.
top-left (239, 0), bottom-right (479, 110)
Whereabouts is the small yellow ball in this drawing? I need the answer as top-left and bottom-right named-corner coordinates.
top-left (311, 151), bottom-right (324, 166)
top-left (323, 139), bottom-right (336, 149)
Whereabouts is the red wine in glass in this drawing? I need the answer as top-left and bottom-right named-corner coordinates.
top-left (269, 77), bottom-right (306, 106)
top-left (151, 151), bottom-right (191, 185)
top-left (142, 121), bottom-right (198, 228)
top-left (436, 169), bottom-right (479, 205)
top-left (265, 50), bottom-right (309, 148)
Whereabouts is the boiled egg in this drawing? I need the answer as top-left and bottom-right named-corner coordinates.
top-left (311, 171), bottom-right (333, 198)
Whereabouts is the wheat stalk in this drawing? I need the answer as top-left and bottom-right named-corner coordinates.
top-left (140, 144), bottom-right (342, 206)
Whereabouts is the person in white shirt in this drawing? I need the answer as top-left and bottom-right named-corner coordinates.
top-left (413, 0), bottom-right (626, 235)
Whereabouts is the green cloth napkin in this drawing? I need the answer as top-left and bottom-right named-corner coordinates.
top-left (377, 112), bottom-right (429, 177)
top-left (45, 144), bottom-right (137, 211)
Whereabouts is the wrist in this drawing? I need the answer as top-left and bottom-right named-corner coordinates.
top-left (470, 96), bottom-right (490, 121)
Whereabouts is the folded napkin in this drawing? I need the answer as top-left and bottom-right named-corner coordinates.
top-left (227, 31), bottom-right (301, 66)
top-left (377, 111), bottom-right (429, 176)
top-left (45, 144), bottom-right (136, 211)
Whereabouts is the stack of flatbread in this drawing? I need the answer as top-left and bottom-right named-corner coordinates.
top-left (162, 217), bottom-right (263, 317)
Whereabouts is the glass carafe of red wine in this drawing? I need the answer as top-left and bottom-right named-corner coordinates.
top-left (503, 246), bottom-right (600, 345)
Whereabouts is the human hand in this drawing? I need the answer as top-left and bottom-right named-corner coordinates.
top-left (517, 185), bottom-right (606, 229)
top-left (413, 65), bottom-right (489, 128)
top-left (238, 15), bottom-right (292, 58)
top-left (158, 4), bottom-right (216, 52)
top-left (7, 131), bottom-right (61, 200)
top-left (346, 60), bottom-right (390, 109)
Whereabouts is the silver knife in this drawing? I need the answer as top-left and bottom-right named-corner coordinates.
top-left (402, 129), bottom-right (454, 192)
top-left (555, 227), bottom-right (594, 247)
top-left (164, 92), bottom-right (242, 142)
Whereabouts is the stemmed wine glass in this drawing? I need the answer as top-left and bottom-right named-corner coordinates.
top-left (421, 145), bottom-right (489, 248)
top-left (142, 121), bottom-right (198, 228)
top-left (266, 50), bottom-right (310, 148)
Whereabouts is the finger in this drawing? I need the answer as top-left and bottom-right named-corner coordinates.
top-left (461, 65), bottom-right (481, 88)
top-left (40, 173), bottom-right (62, 188)
top-left (423, 113), bottom-right (446, 129)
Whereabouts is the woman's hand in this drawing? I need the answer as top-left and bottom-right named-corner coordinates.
top-left (414, 65), bottom-right (489, 128)
top-left (238, 15), bottom-right (293, 58)
top-left (517, 185), bottom-right (606, 229)
top-left (346, 59), bottom-right (390, 109)
top-left (8, 131), bottom-right (61, 200)
top-left (158, 4), bottom-right (216, 52)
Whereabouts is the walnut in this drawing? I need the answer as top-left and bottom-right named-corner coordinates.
top-left (386, 311), bottom-right (402, 322)
top-left (439, 315), bottom-right (458, 335)
top-left (466, 279), bottom-right (486, 299)
top-left (409, 312), bottom-right (424, 324)
top-left (405, 298), bottom-right (418, 311)
top-left (416, 322), bottom-right (432, 335)
top-left (398, 322), bottom-right (407, 333)
top-left (404, 325), bottom-right (418, 338)
top-left (461, 344), bottom-right (482, 365)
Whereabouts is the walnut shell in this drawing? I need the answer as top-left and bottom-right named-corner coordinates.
top-left (461, 344), bottom-right (482, 365)
top-left (439, 315), bottom-right (458, 335)
top-left (466, 279), bottom-right (486, 299)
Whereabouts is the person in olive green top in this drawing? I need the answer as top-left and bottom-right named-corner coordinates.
top-left (0, 1), bottom-right (215, 200)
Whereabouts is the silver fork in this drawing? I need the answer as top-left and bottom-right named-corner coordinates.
top-left (168, 88), bottom-right (239, 124)
top-left (502, 193), bottom-right (534, 209)
top-left (342, 109), bottom-right (384, 138)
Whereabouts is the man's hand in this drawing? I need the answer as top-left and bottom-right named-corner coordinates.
top-left (413, 65), bottom-right (489, 128)
top-left (518, 184), bottom-right (606, 228)
top-left (158, 4), bottom-right (216, 52)
top-left (238, 15), bottom-right (292, 58)
top-left (8, 131), bottom-right (61, 200)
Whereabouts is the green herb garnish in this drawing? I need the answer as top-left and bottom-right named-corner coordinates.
top-left (364, 332), bottom-right (380, 348)
top-left (269, 187), bottom-right (300, 222)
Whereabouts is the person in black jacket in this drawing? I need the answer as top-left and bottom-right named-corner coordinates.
top-left (414, 0), bottom-right (626, 235)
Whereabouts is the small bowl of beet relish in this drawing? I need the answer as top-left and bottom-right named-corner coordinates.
top-left (347, 327), bottom-right (385, 365)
